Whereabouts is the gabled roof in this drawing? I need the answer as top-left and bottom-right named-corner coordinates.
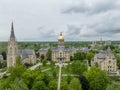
top-left (96, 53), bottom-right (106, 59)
top-left (18, 49), bottom-right (34, 60)
top-left (95, 48), bottom-right (116, 60)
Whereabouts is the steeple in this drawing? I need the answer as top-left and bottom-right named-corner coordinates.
top-left (10, 22), bottom-right (15, 39)
top-left (7, 22), bottom-right (18, 67)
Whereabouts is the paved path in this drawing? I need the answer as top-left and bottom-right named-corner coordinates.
top-left (57, 64), bottom-right (62, 90)
top-left (61, 74), bottom-right (79, 76)
top-left (0, 71), bottom-right (7, 78)
top-left (29, 63), bottom-right (42, 70)
top-left (41, 68), bottom-right (51, 72)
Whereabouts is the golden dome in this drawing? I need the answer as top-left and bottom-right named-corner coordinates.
top-left (58, 32), bottom-right (64, 40)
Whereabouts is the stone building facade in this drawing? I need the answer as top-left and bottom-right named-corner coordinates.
top-left (91, 47), bottom-right (117, 72)
top-left (39, 32), bottom-right (89, 62)
top-left (18, 49), bottom-right (36, 65)
top-left (7, 22), bottom-right (18, 67)
top-left (7, 23), bottom-right (36, 67)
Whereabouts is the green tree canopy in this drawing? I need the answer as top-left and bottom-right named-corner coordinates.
top-left (106, 81), bottom-right (120, 90)
top-left (10, 78), bottom-right (29, 90)
top-left (8, 65), bottom-right (26, 80)
top-left (46, 48), bottom-right (52, 61)
top-left (73, 51), bottom-right (86, 61)
top-left (69, 60), bottom-right (87, 74)
top-left (116, 55), bottom-right (120, 69)
top-left (68, 78), bottom-right (82, 90)
top-left (42, 60), bottom-right (47, 66)
top-left (16, 56), bottom-right (22, 65)
top-left (31, 80), bottom-right (48, 90)
top-left (48, 79), bottom-right (57, 90)
top-left (84, 66), bottom-right (109, 90)
top-left (86, 52), bottom-right (94, 61)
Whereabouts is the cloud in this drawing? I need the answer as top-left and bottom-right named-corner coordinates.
top-left (62, 0), bottom-right (120, 15)
top-left (37, 27), bottom-right (57, 41)
top-left (65, 25), bottom-right (81, 40)
top-left (0, 0), bottom-right (120, 41)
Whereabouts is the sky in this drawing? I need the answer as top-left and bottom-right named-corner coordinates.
top-left (0, 0), bottom-right (120, 41)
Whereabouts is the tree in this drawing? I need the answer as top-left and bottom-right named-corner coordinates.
top-left (116, 55), bottom-right (120, 69)
top-left (52, 69), bottom-right (57, 78)
top-left (79, 75), bottom-right (89, 90)
top-left (66, 75), bottom-right (72, 84)
top-left (68, 78), bottom-right (82, 90)
top-left (2, 51), bottom-right (6, 60)
top-left (16, 56), bottom-right (22, 65)
top-left (48, 79), bottom-right (57, 90)
top-left (86, 52), bottom-right (94, 61)
top-left (42, 72), bottom-right (51, 86)
top-left (22, 70), bottom-right (41, 89)
top-left (70, 56), bottom-right (73, 61)
top-left (60, 80), bottom-right (68, 90)
top-left (10, 78), bottom-right (29, 90)
top-left (73, 51), bottom-right (86, 61)
top-left (84, 66), bottom-right (109, 90)
top-left (46, 48), bottom-right (52, 61)
top-left (9, 65), bottom-right (26, 80)
top-left (70, 60), bottom-right (87, 74)
top-left (42, 60), bottom-right (47, 66)
top-left (50, 61), bottom-right (55, 67)
top-left (31, 81), bottom-right (48, 90)
top-left (2, 60), bottom-right (7, 68)
top-left (41, 54), bottom-right (45, 60)
top-left (0, 77), bottom-right (11, 89)
top-left (106, 81), bottom-right (120, 90)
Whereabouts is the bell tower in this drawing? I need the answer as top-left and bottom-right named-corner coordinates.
top-left (7, 22), bottom-right (18, 67)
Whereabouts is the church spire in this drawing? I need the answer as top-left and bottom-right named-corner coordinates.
top-left (10, 22), bottom-right (15, 38)
top-left (7, 22), bottom-right (18, 67)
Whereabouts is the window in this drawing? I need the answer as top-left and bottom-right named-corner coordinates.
top-left (60, 52), bottom-right (62, 57)
top-left (109, 61), bottom-right (111, 64)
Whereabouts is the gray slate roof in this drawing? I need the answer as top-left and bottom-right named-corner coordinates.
top-left (96, 53), bottom-right (106, 59)
top-left (18, 49), bottom-right (34, 60)
top-left (96, 48), bottom-right (116, 59)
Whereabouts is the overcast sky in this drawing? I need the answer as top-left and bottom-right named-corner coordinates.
top-left (0, 0), bottom-right (120, 41)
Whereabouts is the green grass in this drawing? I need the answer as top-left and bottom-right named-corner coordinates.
top-left (40, 65), bottom-right (51, 70)
top-left (45, 66), bottom-right (59, 74)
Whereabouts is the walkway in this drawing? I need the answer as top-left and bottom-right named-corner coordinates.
top-left (29, 63), bottom-right (42, 70)
top-left (57, 64), bottom-right (62, 90)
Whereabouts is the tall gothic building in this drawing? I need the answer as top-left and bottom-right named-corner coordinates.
top-left (7, 22), bottom-right (18, 67)
top-left (7, 22), bottom-right (36, 67)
